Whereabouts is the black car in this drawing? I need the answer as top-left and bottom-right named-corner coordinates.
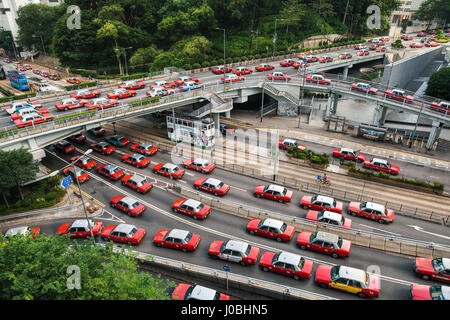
top-left (220, 124), bottom-right (235, 136)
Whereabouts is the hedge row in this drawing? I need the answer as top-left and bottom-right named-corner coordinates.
top-left (129, 96), bottom-right (160, 107)
top-left (287, 147), bottom-right (330, 165)
top-left (0, 176), bottom-right (66, 215)
top-left (349, 167), bottom-right (444, 191)
top-left (64, 81), bottom-right (98, 91)
top-left (0, 92), bottom-right (37, 104)
top-left (120, 73), bottom-right (148, 81)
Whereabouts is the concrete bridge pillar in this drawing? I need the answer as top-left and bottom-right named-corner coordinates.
top-left (371, 104), bottom-right (381, 126)
top-left (426, 120), bottom-right (443, 150)
top-left (343, 66), bottom-right (349, 80)
top-left (225, 110), bottom-right (231, 118)
top-left (332, 93), bottom-right (339, 114)
top-left (326, 94), bottom-right (332, 117)
top-left (213, 113), bottom-right (220, 136)
top-left (379, 106), bottom-right (388, 126)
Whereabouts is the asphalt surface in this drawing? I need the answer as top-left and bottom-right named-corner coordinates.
top-left (9, 128), bottom-right (447, 300)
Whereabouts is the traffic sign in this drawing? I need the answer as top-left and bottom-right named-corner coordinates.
top-left (60, 176), bottom-right (72, 189)
top-left (223, 265), bottom-right (230, 272)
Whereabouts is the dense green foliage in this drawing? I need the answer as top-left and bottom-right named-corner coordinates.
top-left (14, 0), bottom-right (401, 74)
top-left (0, 148), bottom-right (40, 205)
top-left (0, 234), bottom-right (175, 299)
top-left (0, 175), bottom-right (66, 214)
top-left (287, 147), bottom-right (330, 165)
top-left (416, 0), bottom-right (450, 26)
top-left (425, 67), bottom-right (450, 101)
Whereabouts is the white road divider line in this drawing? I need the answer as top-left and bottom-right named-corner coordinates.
top-left (358, 224), bottom-right (402, 237)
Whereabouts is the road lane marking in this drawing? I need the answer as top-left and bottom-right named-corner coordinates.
top-left (408, 225), bottom-right (450, 240)
top-left (358, 224), bottom-right (402, 237)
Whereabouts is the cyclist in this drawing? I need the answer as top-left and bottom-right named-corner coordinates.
top-left (322, 173), bottom-right (328, 184)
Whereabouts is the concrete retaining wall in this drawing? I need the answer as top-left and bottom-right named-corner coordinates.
top-left (382, 46), bottom-right (445, 88)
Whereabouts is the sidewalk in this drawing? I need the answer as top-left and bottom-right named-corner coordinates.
top-left (222, 111), bottom-right (450, 171)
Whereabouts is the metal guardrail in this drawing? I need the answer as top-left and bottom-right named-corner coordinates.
top-left (98, 243), bottom-right (337, 300)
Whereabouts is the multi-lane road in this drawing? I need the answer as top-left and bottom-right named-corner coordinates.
top-left (17, 126), bottom-right (447, 300)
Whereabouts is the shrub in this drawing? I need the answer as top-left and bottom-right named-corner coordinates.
top-left (240, 56), bottom-right (248, 62)
top-left (183, 64), bottom-right (192, 70)
top-left (201, 61), bottom-right (210, 68)
top-left (192, 63), bottom-right (201, 69)
top-left (64, 81), bottom-right (98, 91)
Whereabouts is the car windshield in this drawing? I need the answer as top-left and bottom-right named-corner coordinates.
top-left (360, 202), bottom-right (367, 210)
top-left (280, 223), bottom-right (287, 232)
top-left (195, 203), bottom-right (204, 211)
top-left (272, 252), bottom-right (281, 264)
top-left (184, 232), bottom-right (193, 242)
top-left (430, 286), bottom-right (445, 300)
top-left (131, 202), bottom-right (140, 208)
top-left (129, 227), bottom-right (138, 236)
top-left (112, 168), bottom-right (120, 173)
top-left (216, 182), bottom-right (224, 189)
top-left (244, 245), bottom-right (251, 256)
top-left (333, 200), bottom-right (337, 208)
top-left (330, 266), bottom-right (340, 281)
top-left (432, 258), bottom-right (445, 272)
top-left (298, 257), bottom-right (305, 269)
top-left (340, 216), bottom-right (345, 225)
top-left (337, 238), bottom-right (343, 248)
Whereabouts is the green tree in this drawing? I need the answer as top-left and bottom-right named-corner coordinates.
top-left (426, 67), bottom-right (450, 101)
top-left (0, 151), bottom-right (15, 208)
top-left (416, 0), bottom-right (450, 27)
top-left (0, 234), bottom-right (175, 299)
top-left (16, 3), bottom-right (65, 54)
top-left (3, 149), bottom-right (39, 201)
top-left (278, 0), bottom-right (308, 33)
top-left (129, 45), bottom-right (161, 66)
top-left (0, 28), bottom-right (15, 57)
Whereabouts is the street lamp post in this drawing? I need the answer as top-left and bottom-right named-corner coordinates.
top-left (410, 103), bottom-right (424, 148)
top-left (216, 28), bottom-right (226, 91)
top-left (64, 149), bottom-right (95, 240)
top-left (273, 18), bottom-right (284, 58)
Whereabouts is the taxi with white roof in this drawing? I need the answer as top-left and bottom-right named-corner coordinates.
top-left (208, 239), bottom-right (260, 266)
top-left (332, 147), bottom-right (366, 162)
top-left (194, 177), bottom-right (230, 196)
top-left (301, 195), bottom-right (343, 213)
top-left (153, 163), bottom-right (185, 179)
top-left (121, 174), bottom-right (153, 194)
top-left (347, 201), bottom-right (394, 223)
top-left (70, 155), bottom-right (97, 170)
top-left (130, 142), bottom-right (158, 156)
top-left (363, 158), bottom-right (400, 175)
top-left (121, 153), bottom-right (150, 168)
top-left (57, 219), bottom-right (104, 238)
top-left (183, 158), bottom-right (216, 173)
top-left (96, 163), bottom-right (125, 180)
top-left (253, 184), bottom-right (293, 203)
top-left (296, 231), bottom-right (351, 258)
top-left (110, 195), bottom-right (146, 217)
top-left (171, 198), bottom-right (211, 220)
top-left (153, 228), bottom-right (201, 252)
top-left (414, 257), bottom-right (450, 284)
top-left (306, 210), bottom-right (352, 228)
top-left (101, 223), bottom-right (146, 245)
top-left (410, 284), bottom-right (450, 300)
top-left (246, 218), bottom-right (295, 242)
top-left (315, 265), bottom-right (381, 298)
top-left (62, 166), bottom-right (90, 184)
top-left (259, 251), bottom-right (314, 280)
top-left (4, 226), bottom-right (40, 238)
top-left (171, 284), bottom-right (230, 300)
top-left (278, 138), bottom-right (306, 151)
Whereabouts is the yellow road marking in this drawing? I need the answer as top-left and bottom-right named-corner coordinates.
top-left (69, 184), bottom-right (106, 208)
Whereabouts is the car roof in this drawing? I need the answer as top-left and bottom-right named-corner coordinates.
top-left (365, 202), bottom-right (385, 212)
top-left (442, 286), bottom-right (450, 300)
top-left (322, 211), bottom-right (342, 222)
top-left (114, 223), bottom-right (136, 234)
top-left (62, 98), bottom-right (77, 103)
top-left (357, 82), bottom-right (369, 86)
top-left (283, 138), bottom-right (296, 144)
top-left (204, 178), bottom-right (222, 186)
top-left (103, 164), bottom-right (118, 171)
top-left (315, 231), bottom-right (339, 243)
top-left (338, 266), bottom-right (366, 282)
top-left (266, 184), bottom-right (285, 193)
top-left (97, 141), bottom-right (109, 147)
top-left (372, 158), bottom-right (387, 164)
top-left (167, 229), bottom-right (190, 240)
top-left (340, 148), bottom-right (354, 153)
top-left (138, 143), bottom-right (153, 148)
top-left (224, 240), bottom-right (249, 253)
top-left (262, 218), bottom-right (284, 229)
top-left (5, 226), bottom-right (28, 236)
top-left (190, 285), bottom-right (217, 300)
top-left (183, 199), bottom-right (202, 208)
top-left (68, 166), bottom-right (85, 176)
top-left (129, 175), bottom-right (147, 184)
top-left (316, 195), bottom-right (334, 204)
top-left (130, 153), bottom-right (145, 160)
top-left (163, 163), bottom-right (178, 170)
top-left (193, 158), bottom-right (209, 165)
top-left (71, 219), bottom-right (94, 228)
top-left (120, 196), bottom-right (139, 206)
top-left (277, 251), bottom-right (301, 265)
